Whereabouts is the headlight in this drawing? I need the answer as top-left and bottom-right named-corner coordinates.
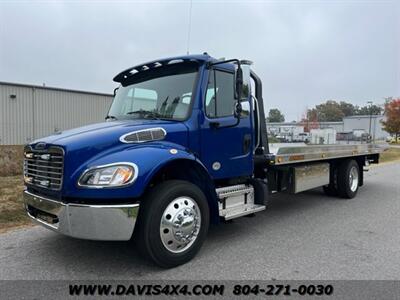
top-left (78, 163), bottom-right (138, 188)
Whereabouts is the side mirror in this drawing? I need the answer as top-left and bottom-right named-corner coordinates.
top-left (234, 102), bottom-right (242, 117)
top-left (234, 65), bottom-right (243, 122)
top-left (239, 100), bottom-right (250, 118)
top-left (235, 66), bottom-right (243, 100)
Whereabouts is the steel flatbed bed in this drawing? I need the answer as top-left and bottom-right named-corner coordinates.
top-left (267, 142), bottom-right (387, 165)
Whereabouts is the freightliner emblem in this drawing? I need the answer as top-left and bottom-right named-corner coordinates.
top-left (35, 142), bottom-right (47, 150)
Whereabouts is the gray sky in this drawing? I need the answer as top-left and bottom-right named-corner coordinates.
top-left (0, 0), bottom-right (399, 121)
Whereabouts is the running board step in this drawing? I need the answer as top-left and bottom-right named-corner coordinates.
top-left (216, 184), bottom-right (266, 220)
top-left (220, 204), bottom-right (266, 220)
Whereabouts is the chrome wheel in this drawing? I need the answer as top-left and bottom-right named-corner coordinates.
top-left (160, 196), bottom-right (201, 253)
top-left (349, 166), bottom-right (359, 192)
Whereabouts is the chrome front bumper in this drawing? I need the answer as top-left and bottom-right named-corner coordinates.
top-left (23, 190), bottom-right (140, 241)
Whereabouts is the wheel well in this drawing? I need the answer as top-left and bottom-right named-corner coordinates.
top-left (148, 159), bottom-right (220, 224)
top-left (328, 157), bottom-right (365, 187)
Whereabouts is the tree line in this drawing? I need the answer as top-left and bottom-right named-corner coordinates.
top-left (305, 100), bottom-right (383, 122)
top-left (267, 100), bottom-right (383, 123)
top-left (266, 98), bottom-right (400, 139)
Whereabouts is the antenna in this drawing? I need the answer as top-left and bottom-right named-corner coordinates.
top-left (186, 0), bottom-right (193, 55)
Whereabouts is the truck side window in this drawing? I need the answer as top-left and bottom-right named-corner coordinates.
top-left (205, 70), bottom-right (235, 118)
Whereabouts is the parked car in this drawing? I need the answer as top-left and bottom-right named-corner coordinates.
top-left (387, 136), bottom-right (400, 144)
top-left (293, 132), bottom-right (310, 143)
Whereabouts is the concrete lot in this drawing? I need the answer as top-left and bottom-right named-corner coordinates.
top-left (0, 162), bottom-right (399, 280)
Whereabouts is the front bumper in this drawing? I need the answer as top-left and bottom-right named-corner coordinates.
top-left (23, 190), bottom-right (140, 241)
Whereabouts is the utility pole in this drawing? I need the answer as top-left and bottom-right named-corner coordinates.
top-left (367, 101), bottom-right (373, 143)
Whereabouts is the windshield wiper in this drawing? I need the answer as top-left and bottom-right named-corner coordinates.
top-left (126, 110), bottom-right (162, 120)
top-left (105, 115), bottom-right (118, 120)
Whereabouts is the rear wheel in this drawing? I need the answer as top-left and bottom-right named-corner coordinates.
top-left (323, 164), bottom-right (338, 196)
top-left (136, 180), bottom-right (209, 268)
top-left (337, 160), bottom-right (360, 199)
top-left (323, 185), bottom-right (338, 196)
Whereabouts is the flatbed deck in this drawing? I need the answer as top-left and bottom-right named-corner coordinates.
top-left (268, 142), bottom-right (388, 165)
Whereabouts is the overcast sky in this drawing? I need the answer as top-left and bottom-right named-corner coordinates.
top-left (0, 0), bottom-right (399, 121)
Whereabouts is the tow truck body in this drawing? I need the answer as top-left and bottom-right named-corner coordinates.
top-left (23, 54), bottom-right (386, 267)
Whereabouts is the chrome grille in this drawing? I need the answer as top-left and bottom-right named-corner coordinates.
top-left (23, 146), bottom-right (64, 191)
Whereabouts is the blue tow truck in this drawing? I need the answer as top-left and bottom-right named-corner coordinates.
top-left (23, 54), bottom-right (385, 267)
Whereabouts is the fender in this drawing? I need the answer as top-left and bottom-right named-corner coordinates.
top-left (64, 142), bottom-right (217, 203)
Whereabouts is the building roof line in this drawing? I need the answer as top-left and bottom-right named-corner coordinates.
top-left (266, 121), bottom-right (344, 125)
top-left (0, 81), bottom-right (113, 97)
top-left (343, 115), bottom-right (383, 119)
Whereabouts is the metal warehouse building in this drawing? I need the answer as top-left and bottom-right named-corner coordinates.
top-left (0, 82), bottom-right (113, 145)
top-left (343, 115), bottom-right (387, 140)
top-left (266, 117), bottom-right (388, 141)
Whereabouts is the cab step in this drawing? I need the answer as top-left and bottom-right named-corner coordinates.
top-left (216, 184), bottom-right (266, 220)
top-left (220, 203), bottom-right (266, 220)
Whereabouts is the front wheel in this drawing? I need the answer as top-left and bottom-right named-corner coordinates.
top-left (136, 180), bottom-right (209, 268)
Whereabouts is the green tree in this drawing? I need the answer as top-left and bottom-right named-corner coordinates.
top-left (306, 100), bottom-right (383, 122)
top-left (339, 101), bottom-right (357, 116)
top-left (308, 100), bottom-right (344, 122)
top-left (355, 104), bottom-right (383, 116)
top-left (267, 108), bottom-right (285, 122)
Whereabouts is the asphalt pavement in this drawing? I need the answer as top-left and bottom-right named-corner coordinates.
top-left (1, 162), bottom-right (399, 280)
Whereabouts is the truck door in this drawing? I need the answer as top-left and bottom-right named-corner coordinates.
top-left (200, 67), bottom-right (253, 179)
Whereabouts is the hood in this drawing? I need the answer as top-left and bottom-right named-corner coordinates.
top-left (33, 119), bottom-right (187, 148)
top-left (29, 119), bottom-right (189, 186)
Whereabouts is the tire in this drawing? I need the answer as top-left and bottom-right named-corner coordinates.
top-left (337, 160), bottom-right (360, 199)
top-left (136, 180), bottom-right (209, 268)
top-left (323, 185), bottom-right (338, 197)
top-left (323, 164), bottom-right (338, 197)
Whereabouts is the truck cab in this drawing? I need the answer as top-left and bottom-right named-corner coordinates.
top-left (23, 54), bottom-right (384, 267)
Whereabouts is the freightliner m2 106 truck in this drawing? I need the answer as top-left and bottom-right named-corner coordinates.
top-left (23, 54), bottom-right (385, 267)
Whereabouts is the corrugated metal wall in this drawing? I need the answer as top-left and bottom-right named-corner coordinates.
top-left (319, 122), bottom-right (344, 133)
top-left (0, 84), bottom-right (33, 145)
top-left (0, 82), bottom-right (113, 145)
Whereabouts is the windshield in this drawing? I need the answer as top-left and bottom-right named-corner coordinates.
top-left (108, 65), bottom-right (198, 121)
